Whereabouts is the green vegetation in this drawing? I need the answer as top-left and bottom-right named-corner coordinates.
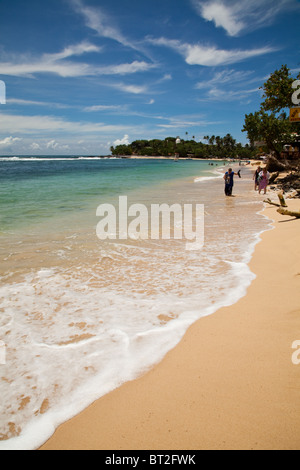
top-left (242, 65), bottom-right (300, 158)
top-left (110, 134), bottom-right (256, 159)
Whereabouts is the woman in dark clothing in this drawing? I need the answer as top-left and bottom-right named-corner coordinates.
top-left (253, 166), bottom-right (261, 191)
top-left (224, 168), bottom-right (241, 196)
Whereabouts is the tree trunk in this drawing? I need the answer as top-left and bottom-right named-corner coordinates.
top-left (277, 208), bottom-right (300, 218)
top-left (264, 193), bottom-right (287, 207)
top-left (268, 172), bottom-right (279, 184)
top-left (264, 198), bottom-right (280, 207)
top-left (278, 193), bottom-right (288, 207)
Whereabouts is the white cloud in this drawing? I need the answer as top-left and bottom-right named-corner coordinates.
top-left (84, 104), bottom-right (125, 112)
top-left (30, 142), bottom-right (41, 150)
top-left (195, 69), bottom-right (256, 89)
top-left (111, 83), bottom-right (149, 94)
top-left (148, 37), bottom-right (277, 66)
top-left (0, 113), bottom-right (133, 135)
top-left (7, 98), bottom-right (74, 109)
top-left (156, 113), bottom-right (217, 129)
top-left (100, 61), bottom-right (155, 75)
top-left (44, 42), bottom-right (101, 61)
top-left (0, 42), bottom-right (154, 78)
top-left (194, 0), bottom-right (244, 36)
top-left (192, 0), bottom-right (300, 36)
top-left (185, 44), bottom-right (276, 66)
top-left (32, 140), bottom-right (69, 152)
top-left (0, 41), bottom-right (101, 78)
top-left (207, 86), bottom-right (259, 101)
top-left (46, 140), bottom-right (59, 149)
top-left (194, 69), bottom-right (262, 103)
top-left (70, 0), bottom-right (139, 51)
top-left (0, 136), bottom-right (22, 146)
top-left (113, 135), bottom-right (130, 146)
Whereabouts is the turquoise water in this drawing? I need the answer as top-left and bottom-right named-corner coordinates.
top-left (0, 157), bottom-right (272, 449)
top-left (0, 157), bottom-right (222, 233)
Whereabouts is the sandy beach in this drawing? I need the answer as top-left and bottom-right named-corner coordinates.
top-left (40, 197), bottom-right (300, 451)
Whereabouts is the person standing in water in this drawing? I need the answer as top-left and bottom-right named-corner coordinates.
top-left (253, 166), bottom-right (261, 191)
top-left (224, 168), bottom-right (241, 196)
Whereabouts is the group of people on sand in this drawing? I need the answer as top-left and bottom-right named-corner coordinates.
top-left (223, 165), bottom-right (270, 197)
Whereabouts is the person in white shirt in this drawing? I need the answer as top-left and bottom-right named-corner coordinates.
top-left (258, 168), bottom-right (270, 195)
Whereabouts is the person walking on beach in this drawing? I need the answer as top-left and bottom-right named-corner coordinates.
top-left (253, 166), bottom-right (261, 191)
top-left (258, 168), bottom-right (270, 195)
top-left (224, 168), bottom-right (241, 196)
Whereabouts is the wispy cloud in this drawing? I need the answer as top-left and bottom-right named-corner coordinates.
top-left (0, 41), bottom-right (100, 78)
top-left (195, 69), bottom-right (256, 89)
top-left (199, 86), bottom-right (259, 102)
top-left (97, 61), bottom-right (156, 75)
top-left (0, 42), bottom-right (155, 78)
top-left (0, 113), bottom-right (133, 135)
top-left (44, 42), bottom-right (101, 61)
top-left (70, 0), bottom-right (143, 52)
top-left (0, 27), bottom-right (156, 79)
top-left (195, 69), bottom-right (262, 103)
top-left (7, 98), bottom-right (74, 109)
top-left (83, 104), bottom-right (126, 112)
top-left (191, 0), bottom-right (300, 36)
top-left (147, 37), bottom-right (277, 66)
top-left (109, 82), bottom-right (149, 94)
top-left (156, 114), bottom-right (220, 129)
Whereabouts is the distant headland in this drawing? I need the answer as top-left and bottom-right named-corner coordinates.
top-left (109, 135), bottom-right (257, 160)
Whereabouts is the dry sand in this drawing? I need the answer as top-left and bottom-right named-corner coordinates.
top-left (40, 199), bottom-right (300, 450)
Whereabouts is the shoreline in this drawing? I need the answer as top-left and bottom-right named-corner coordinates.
top-left (40, 198), bottom-right (300, 450)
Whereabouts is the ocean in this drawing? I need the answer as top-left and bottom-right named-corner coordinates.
top-left (0, 156), bottom-right (272, 449)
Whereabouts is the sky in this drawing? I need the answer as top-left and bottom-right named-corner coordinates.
top-left (0, 0), bottom-right (299, 155)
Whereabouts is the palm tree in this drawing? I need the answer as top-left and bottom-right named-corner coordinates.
top-left (209, 135), bottom-right (216, 146)
top-left (215, 136), bottom-right (222, 149)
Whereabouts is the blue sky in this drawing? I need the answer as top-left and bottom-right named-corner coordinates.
top-left (0, 0), bottom-right (299, 155)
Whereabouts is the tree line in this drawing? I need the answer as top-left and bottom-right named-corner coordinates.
top-left (110, 134), bottom-right (256, 159)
